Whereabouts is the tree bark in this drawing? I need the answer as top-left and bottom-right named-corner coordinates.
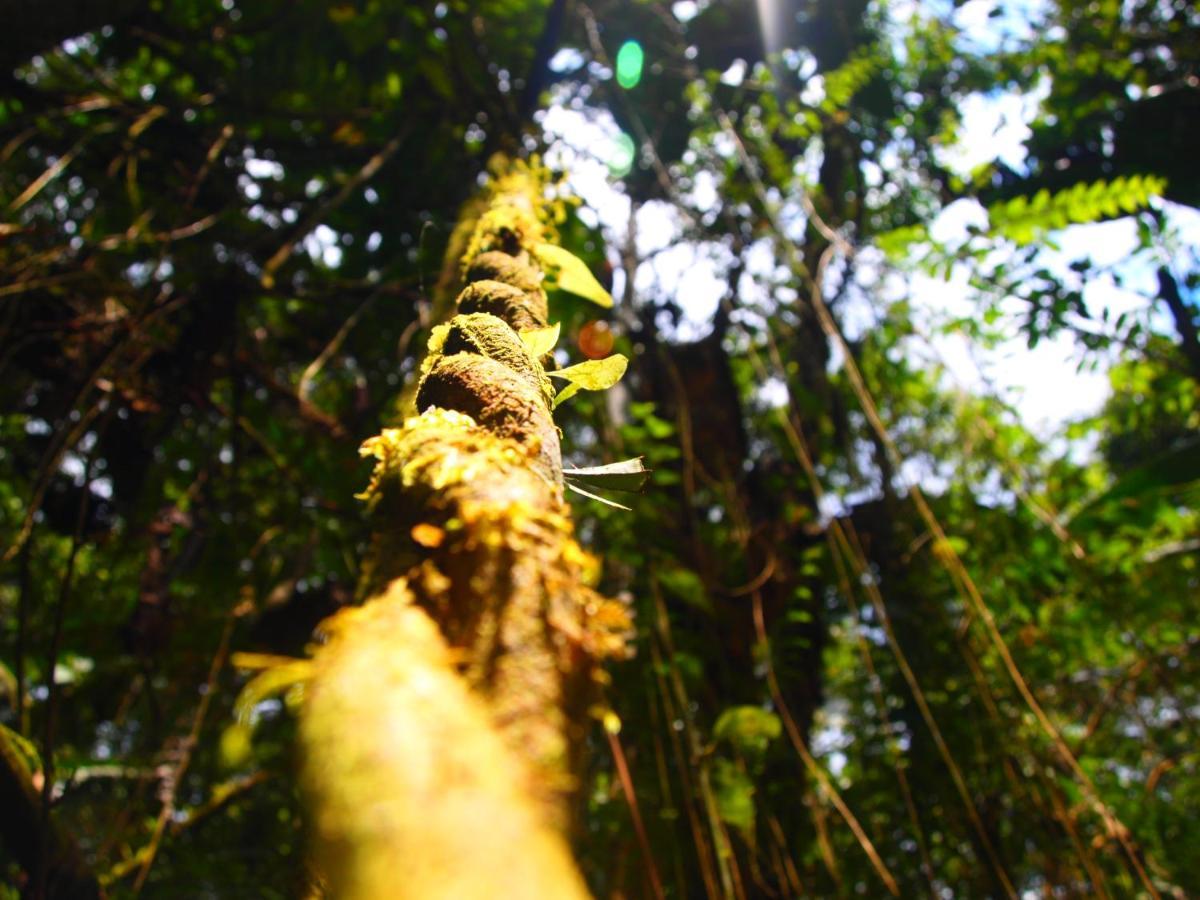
top-left (299, 159), bottom-right (628, 899)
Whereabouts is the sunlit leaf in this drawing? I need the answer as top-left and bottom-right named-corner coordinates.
top-left (548, 354), bottom-right (627, 390)
top-left (519, 322), bottom-right (561, 358)
top-left (565, 480), bottom-right (632, 511)
top-left (534, 243), bottom-right (613, 307)
top-left (552, 381), bottom-right (581, 409)
top-left (232, 659), bottom-right (314, 725)
top-left (564, 456), bottom-right (650, 493)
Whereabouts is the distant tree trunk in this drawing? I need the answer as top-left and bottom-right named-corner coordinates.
top-left (298, 159), bottom-right (628, 899)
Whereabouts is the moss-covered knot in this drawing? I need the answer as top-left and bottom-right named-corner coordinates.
top-left (466, 251), bottom-right (545, 298)
top-left (456, 279), bottom-right (549, 333)
top-left (431, 313), bottom-right (555, 407)
top-left (416, 354), bottom-right (562, 486)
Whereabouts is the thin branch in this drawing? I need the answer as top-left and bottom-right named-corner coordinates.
top-left (297, 291), bottom-right (378, 403)
top-left (37, 405), bottom-right (112, 900)
top-left (606, 727), bottom-right (666, 900)
top-left (130, 600), bottom-right (246, 893)
top-left (260, 130), bottom-right (408, 288)
top-left (1157, 266), bottom-right (1200, 381)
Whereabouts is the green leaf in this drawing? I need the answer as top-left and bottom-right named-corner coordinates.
top-left (713, 706), bottom-right (783, 759)
top-left (534, 243), bottom-right (613, 307)
top-left (231, 657), bottom-right (314, 725)
top-left (519, 322), bottom-right (560, 358)
top-left (1069, 436), bottom-right (1200, 527)
top-left (712, 758), bottom-right (756, 833)
top-left (552, 382), bottom-right (581, 409)
top-left (563, 456), bottom-right (650, 493)
top-left (565, 481), bottom-right (632, 511)
top-left (657, 566), bottom-right (711, 613)
top-left (548, 354), bottom-right (628, 390)
top-left (220, 723), bottom-right (254, 768)
top-left (0, 722), bottom-right (42, 782)
top-left (0, 659), bottom-right (15, 704)
top-left (987, 175), bottom-right (1167, 244)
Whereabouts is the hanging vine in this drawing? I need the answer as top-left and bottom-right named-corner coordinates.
top-left (297, 157), bottom-right (631, 898)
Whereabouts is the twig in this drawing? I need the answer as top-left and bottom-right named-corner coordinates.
top-left (130, 603), bottom-right (245, 893)
top-left (260, 130), bottom-right (408, 288)
top-left (606, 728), bottom-right (666, 900)
top-left (298, 292), bottom-right (379, 403)
top-left (749, 587), bottom-right (901, 897)
top-left (38, 405), bottom-right (113, 898)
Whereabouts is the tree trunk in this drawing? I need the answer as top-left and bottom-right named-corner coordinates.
top-left (298, 158), bottom-right (628, 899)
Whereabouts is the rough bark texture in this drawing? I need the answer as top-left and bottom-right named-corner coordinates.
top-left (299, 159), bottom-right (628, 899)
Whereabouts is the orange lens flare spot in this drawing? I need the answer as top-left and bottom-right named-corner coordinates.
top-left (578, 320), bottom-right (615, 360)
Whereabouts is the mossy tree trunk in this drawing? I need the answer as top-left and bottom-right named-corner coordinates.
top-left (299, 159), bottom-right (628, 899)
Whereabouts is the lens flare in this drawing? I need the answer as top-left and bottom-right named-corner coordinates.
top-left (615, 40), bottom-right (644, 89)
top-left (608, 131), bottom-right (636, 177)
top-left (578, 320), bottom-right (616, 360)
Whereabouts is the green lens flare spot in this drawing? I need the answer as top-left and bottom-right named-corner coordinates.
top-left (615, 40), bottom-right (644, 89)
top-left (608, 132), bottom-right (636, 177)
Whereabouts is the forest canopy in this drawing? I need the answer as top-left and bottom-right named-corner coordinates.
top-left (1, 0), bottom-right (1197, 897)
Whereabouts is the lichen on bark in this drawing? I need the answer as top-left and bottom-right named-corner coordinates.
top-left (299, 156), bottom-right (629, 899)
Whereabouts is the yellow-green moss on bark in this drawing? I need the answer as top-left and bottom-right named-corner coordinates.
top-left (437, 313), bottom-right (555, 407)
top-left (300, 157), bottom-right (629, 899)
top-left (457, 279), bottom-right (549, 333)
top-left (301, 580), bottom-right (590, 900)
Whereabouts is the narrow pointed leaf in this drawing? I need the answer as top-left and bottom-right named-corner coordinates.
top-left (1, 721), bottom-right (42, 779)
top-left (563, 457), bottom-right (650, 493)
top-left (565, 480), bottom-right (632, 511)
top-left (552, 382), bottom-right (581, 409)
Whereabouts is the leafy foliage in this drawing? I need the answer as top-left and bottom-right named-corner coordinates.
top-left (988, 174), bottom-right (1167, 244)
top-left (1, 0), bottom-right (1198, 897)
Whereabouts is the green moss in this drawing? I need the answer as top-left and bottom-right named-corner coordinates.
top-left (439, 313), bottom-right (554, 406)
top-left (462, 204), bottom-right (542, 264)
top-left (417, 354), bottom-right (561, 486)
top-left (301, 581), bottom-right (590, 900)
top-left (466, 251), bottom-right (545, 295)
top-left (357, 409), bottom-right (529, 510)
top-left (456, 279), bottom-right (549, 332)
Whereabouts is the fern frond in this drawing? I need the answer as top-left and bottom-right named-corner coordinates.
top-left (988, 174), bottom-right (1167, 244)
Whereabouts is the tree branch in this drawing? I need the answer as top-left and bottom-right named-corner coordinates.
top-left (1157, 266), bottom-right (1200, 382)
